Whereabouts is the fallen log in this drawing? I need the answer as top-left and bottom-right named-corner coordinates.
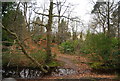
top-left (1, 23), bottom-right (48, 73)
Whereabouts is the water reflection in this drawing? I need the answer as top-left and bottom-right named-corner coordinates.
top-left (2, 67), bottom-right (78, 79)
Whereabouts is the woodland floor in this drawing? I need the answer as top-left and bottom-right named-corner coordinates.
top-left (42, 46), bottom-right (118, 79)
top-left (11, 38), bottom-right (119, 80)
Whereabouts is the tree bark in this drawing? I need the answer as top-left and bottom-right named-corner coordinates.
top-left (45, 0), bottom-right (53, 62)
top-left (58, 16), bottom-right (61, 44)
top-left (118, 2), bottom-right (120, 49)
top-left (107, 1), bottom-right (110, 37)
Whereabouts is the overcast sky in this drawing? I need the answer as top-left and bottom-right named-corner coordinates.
top-left (64, 0), bottom-right (95, 22)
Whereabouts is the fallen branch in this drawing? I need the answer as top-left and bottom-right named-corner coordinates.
top-left (1, 23), bottom-right (48, 73)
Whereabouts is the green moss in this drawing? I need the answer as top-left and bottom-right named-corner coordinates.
top-left (90, 62), bottom-right (103, 69)
top-left (46, 61), bottom-right (60, 67)
top-left (90, 61), bottom-right (117, 70)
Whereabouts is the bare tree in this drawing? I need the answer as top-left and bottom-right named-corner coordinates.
top-left (118, 1), bottom-right (120, 39)
top-left (45, 0), bottom-right (53, 62)
top-left (55, 0), bottom-right (74, 43)
top-left (33, 0), bottom-right (82, 61)
top-left (91, 0), bottom-right (118, 37)
top-left (117, 1), bottom-right (120, 49)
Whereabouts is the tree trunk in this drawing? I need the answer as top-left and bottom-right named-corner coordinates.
top-left (118, 3), bottom-right (120, 49)
top-left (45, 0), bottom-right (53, 62)
top-left (58, 16), bottom-right (61, 44)
top-left (107, 1), bottom-right (110, 37)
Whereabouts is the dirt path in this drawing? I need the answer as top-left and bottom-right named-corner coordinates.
top-left (43, 46), bottom-right (118, 79)
top-left (56, 55), bottom-right (79, 70)
top-left (52, 46), bottom-right (91, 72)
top-left (56, 54), bottom-right (91, 73)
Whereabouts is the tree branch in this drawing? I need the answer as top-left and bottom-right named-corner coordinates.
top-left (33, 9), bottom-right (49, 16)
top-left (32, 21), bottom-right (47, 27)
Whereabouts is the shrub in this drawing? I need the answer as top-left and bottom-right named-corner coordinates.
top-left (32, 35), bottom-right (45, 42)
top-left (83, 33), bottom-right (111, 61)
top-left (59, 40), bottom-right (82, 54)
top-left (30, 50), bottom-right (47, 64)
top-left (2, 29), bottom-right (14, 46)
top-left (82, 33), bottom-right (120, 70)
top-left (2, 50), bottom-right (48, 67)
top-left (2, 51), bottom-right (22, 66)
top-left (59, 41), bottom-right (74, 54)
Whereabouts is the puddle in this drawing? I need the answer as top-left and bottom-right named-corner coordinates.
top-left (2, 66), bottom-right (45, 79)
top-left (51, 68), bottom-right (78, 76)
top-left (2, 66), bottom-right (78, 79)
